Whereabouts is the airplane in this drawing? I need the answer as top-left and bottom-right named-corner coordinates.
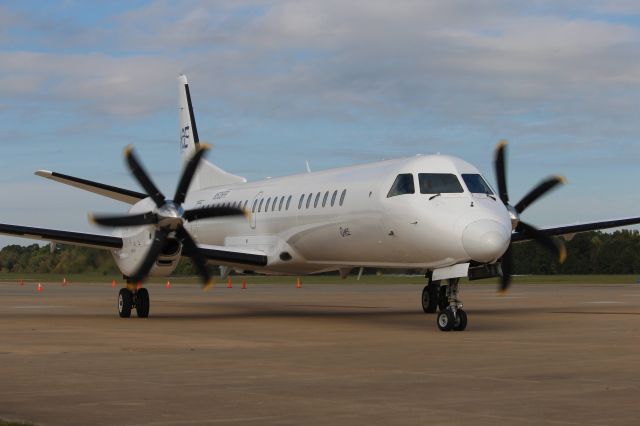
top-left (2, 74), bottom-right (639, 331)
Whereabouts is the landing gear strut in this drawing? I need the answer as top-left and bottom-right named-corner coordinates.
top-left (118, 283), bottom-right (150, 318)
top-left (423, 275), bottom-right (467, 331)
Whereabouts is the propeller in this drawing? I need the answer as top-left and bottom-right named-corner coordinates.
top-left (493, 140), bottom-right (567, 292)
top-left (90, 145), bottom-right (247, 287)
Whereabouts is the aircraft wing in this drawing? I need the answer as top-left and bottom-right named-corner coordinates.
top-left (512, 217), bottom-right (640, 243)
top-left (0, 223), bottom-right (123, 250)
top-left (35, 170), bottom-right (147, 205)
top-left (185, 243), bottom-right (268, 267)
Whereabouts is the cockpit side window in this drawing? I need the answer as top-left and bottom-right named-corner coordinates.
top-left (462, 174), bottom-right (494, 195)
top-left (418, 173), bottom-right (464, 194)
top-left (387, 174), bottom-right (415, 198)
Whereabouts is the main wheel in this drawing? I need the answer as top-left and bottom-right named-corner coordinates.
top-left (438, 286), bottom-right (448, 312)
top-left (136, 288), bottom-right (150, 318)
top-left (422, 283), bottom-right (439, 313)
top-left (437, 309), bottom-right (454, 331)
top-left (118, 288), bottom-right (133, 318)
top-left (453, 309), bottom-right (468, 331)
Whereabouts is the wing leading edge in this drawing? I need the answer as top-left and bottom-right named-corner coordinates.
top-left (0, 223), bottom-right (123, 250)
top-left (512, 217), bottom-right (640, 243)
top-left (35, 170), bottom-right (147, 205)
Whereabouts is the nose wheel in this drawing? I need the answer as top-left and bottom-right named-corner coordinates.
top-left (117, 284), bottom-right (150, 318)
top-left (423, 276), bottom-right (468, 331)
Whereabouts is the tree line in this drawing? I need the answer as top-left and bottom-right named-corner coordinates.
top-left (0, 230), bottom-right (639, 275)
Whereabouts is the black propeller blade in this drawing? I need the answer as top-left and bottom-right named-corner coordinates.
top-left (90, 212), bottom-right (159, 228)
top-left (494, 140), bottom-right (509, 205)
top-left (174, 145), bottom-right (209, 205)
top-left (493, 140), bottom-right (566, 292)
top-left (125, 145), bottom-right (166, 208)
top-left (128, 229), bottom-right (168, 283)
top-left (176, 226), bottom-right (212, 287)
top-left (514, 176), bottom-right (566, 215)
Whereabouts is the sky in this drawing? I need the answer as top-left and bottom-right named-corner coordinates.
top-left (0, 0), bottom-right (639, 247)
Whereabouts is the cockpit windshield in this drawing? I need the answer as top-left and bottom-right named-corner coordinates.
top-left (461, 174), bottom-right (494, 195)
top-left (418, 173), bottom-right (464, 194)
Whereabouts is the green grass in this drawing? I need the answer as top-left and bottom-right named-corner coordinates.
top-left (0, 272), bottom-right (638, 285)
top-left (0, 420), bottom-right (36, 426)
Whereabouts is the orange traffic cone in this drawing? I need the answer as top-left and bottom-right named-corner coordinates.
top-left (136, 283), bottom-right (142, 290)
top-left (227, 278), bottom-right (233, 288)
top-left (166, 280), bottom-right (171, 289)
top-left (241, 279), bottom-right (247, 290)
top-left (62, 277), bottom-right (68, 287)
top-left (296, 277), bottom-right (302, 289)
top-left (111, 279), bottom-right (117, 288)
top-left (37, 283), bottom-right (43, 292)
top-left (19, 279), bottom-right (24, 286)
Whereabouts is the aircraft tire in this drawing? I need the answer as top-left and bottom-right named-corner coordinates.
top-left (437, 309), bottom-right (454, 331)
top-left (136, 288), bottom-right (150, 318)
top-left (453, 309), bottom-right (467, 331)
top-left (118, 288), bottom-right (133, 318)
top-left (422, 284), bottom-right (439, 313)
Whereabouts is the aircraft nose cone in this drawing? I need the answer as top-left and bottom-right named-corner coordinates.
top-left (462, 220), bottom-right (511, 263)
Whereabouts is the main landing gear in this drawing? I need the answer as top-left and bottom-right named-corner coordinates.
top-left (118, 283), bottom-right (150, 318)
top-left (422, 275), bottom-right (467, 332)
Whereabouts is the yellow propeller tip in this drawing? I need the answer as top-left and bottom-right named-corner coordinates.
top-left (203, 281), bottom-right (215, 292)
top-left (556, 175), bottom-right (568, 185)
top-left (498, 289), bottom-right (509, 295)
top-left (124, 145), bottom-right (134, 155)
top-left (199, 143), bottom-right (212, 150)
top-left (243, 210), bottom-right (252, 221)
top-left (88, 213), bottom-right (96, 224)
top-left (497, 139), bottom-right (509, 148)
top-left (559, 248), bottom-right (568, 264)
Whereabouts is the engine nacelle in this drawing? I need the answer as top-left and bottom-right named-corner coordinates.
top-left (110, 198), bottom-right (182, 279)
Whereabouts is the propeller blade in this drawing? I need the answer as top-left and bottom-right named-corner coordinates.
top-left (173, 145), bottom-right (209, 206)
top-left (494, 140), bottom-right (509, 205)
top-left (128, 229), bottom-right (168, 283)
top-left (514, 176), bottom-right (566, 214)
top-left (89, 212), bottom-right (158, 228)
top-left (124, 146), bottom-right (166, 208)
top-left (518, 221), bottom-right (567, 264)
top-left (499, 246), bottom-right (513, 292)
top-left (182, 206), bottom-right (246, 222)
top-left (176, 227), bottom-right (212, 287)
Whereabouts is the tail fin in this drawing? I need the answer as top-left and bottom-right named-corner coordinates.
top-left (178, 74), bottom-right (200, 162)
top-left (177, 75), bottom-right (246, 190)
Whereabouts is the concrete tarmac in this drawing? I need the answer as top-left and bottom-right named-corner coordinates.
top-left (1, 280), bottom-right (640, 425)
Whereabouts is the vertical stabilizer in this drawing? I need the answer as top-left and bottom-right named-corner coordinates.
top-left (176, 75), bottom-right (247, 190)
top-left (178, 74), bottom-right (200, 162)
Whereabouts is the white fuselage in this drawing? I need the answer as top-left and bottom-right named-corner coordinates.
top-left (114, 155), bottom-right (513, 276)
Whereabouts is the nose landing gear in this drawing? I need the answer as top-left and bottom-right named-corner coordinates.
top-left (422, 275), bottom-right (468, 331)
top-left (118, 282), bottom-right (150, 318)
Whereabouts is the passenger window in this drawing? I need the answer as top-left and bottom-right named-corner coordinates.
top-left (298, 194), bottom-right (304, 209)
top-left (419, 173), bottom-right (464, 194)
top-left (252, 200), bottom-right (257, 213)
top-left (331, 190), bottom-right (338, 206)
top-left (314, 192), bottom-right (321, 208)
top-left (340, 189), bottom-right (346, 206)
top-left (258, 198), bottom-right (264, 212)
top-left (286, 195), bottom-right (292, 210)
top-left (322, 191), bottom-right (329, 207)
top-left (387, 174), bottom-right (415, 197)
top-left (272, 197), bottom-right (278, 212)
top-left (279, 197), bottom-right (284, 211)
top-left (265, 197), bottom-right (271, 212)
top-left (306, 193), bottom-right (312, 209)
top-left (244, 200), bottom-right (248, 210)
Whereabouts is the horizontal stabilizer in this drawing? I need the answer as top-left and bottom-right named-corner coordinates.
top-left (0, 223), bottom-right (123, 250)
top-left (35, 170), bottom-right (146, 204)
